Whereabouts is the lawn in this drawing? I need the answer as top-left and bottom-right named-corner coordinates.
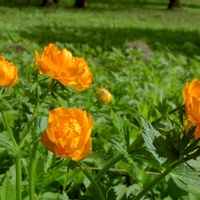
top-left (0, 0), bottom-right (200, 199)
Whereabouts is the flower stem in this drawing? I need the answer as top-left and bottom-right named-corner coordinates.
top-left (0, 107), bottom-right (18, 148)
top-left (16, 156), bottom-right (22, 200)
top-left (81, 133), bottom-right (142, 196)
top-left (128, 134), bottom-right (142, 152)
top-left (95, 153), bottom-right (124, 182)
top-left (94, 133), bottom-right (142, 183)
top-left (168, 104), bottom-right (185, 115)
top-left (19, 79), bottom-right (56, 148)
top-left (86, 104), bottom-right (184, 195)
top-left (84, 135), bottom-right (140, 196)
top-left (93, 104), bottom-right (183, 182)
top-left (40, 79), bottom-right (56, 103)
top-left (18, 102), bottom-right (40, 148)
top-left (79, 164), bottom-right (106, 200)
top-left (151, 103), bottom-right (185, 126)
top-left (0, 106), bottom-right (22, 200)
top-left (29, 141), bottom-right (39, 200)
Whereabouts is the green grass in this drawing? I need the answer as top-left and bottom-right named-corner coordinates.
top-left (0, 0), bottom-right (200, 199)
top-left (1, 0), bottom-right (199, 101)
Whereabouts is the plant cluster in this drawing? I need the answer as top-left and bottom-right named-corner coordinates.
top-left (0, 42), bottom-right (200, 200)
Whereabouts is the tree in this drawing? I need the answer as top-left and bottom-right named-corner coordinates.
top-left (39, 0), bottom-right (59, 6)
top-left (39, 0), bottom-right (88, 7)
top-left (74, 0), bottom-right (88, 8)
top-left (40, 0), bottom-right (179, 9)
top-left (168, 0), bottom-right (182, 9)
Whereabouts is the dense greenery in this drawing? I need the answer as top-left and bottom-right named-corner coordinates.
top-left (0, 0), bottom-right (200, 199)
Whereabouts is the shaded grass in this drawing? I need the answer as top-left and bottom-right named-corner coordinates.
top-left (0, 3), bottom-right (200, 56)
top-left (1, 0), bottom-right (200, 9)
top-left (0, 0), bottom-right (199, 101)
top-left (17, 25), bottom-right (200, 56)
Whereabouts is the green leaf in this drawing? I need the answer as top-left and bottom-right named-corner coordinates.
top-left (0, 122), bottom-right (4, 132)
top-left (24, 90), bottom-right (38, 103)
top-left (111, 47), bottom-right (126, 59)
top-left (0, 131), bottom-right (11, 149)
top-left (67, 159), bottom-right (77, 170)
top-left (130, 147), bottom-right (161, 169)
top-left (88, 183), bottom-right (106, 200)
top-left (141, 117), bottom-right (186, 167)
top-left (1, 88), bottom-right (14, 96)
top-left (116, 114), bottom-right (130, 148)
top-left (38, 192), bottom-right (68, 200)
top-left (120, 193), bottom-right (135, 200)
top-left (87, 149), bottom-right (112, 161)
top-left (110, 139), bottom-right (129, 158)
top-left (120, 194), bottom-right (127, 200)
top-left (106, 188), bottom-right (117, 200)
top-left (30, 82), bottom-right (38, 92)
top-left (110, 111), bottom-right (130, 149)
top-left (112, 185), bottom-right (138, 200)
top-left (1, 100), bottom-right (13, 110)
top-left (22, 102), bottom-right (33, 114)
top-left (141, 118), bottom-right (167, 165)
top-left (178, 126), bottom-right (198, 157)
top-left (110, 110), bottom-right (121, 135)
top-left (0, 175), bottom-right (16, 200)
top-left (171, 157), bottom-right (200, 197)
top-left (0, 131), bottom-right (27, 157)
top-left (79, 195), bottom-right (94, 200)
top-left (154, 98), bottom-right (169, 116)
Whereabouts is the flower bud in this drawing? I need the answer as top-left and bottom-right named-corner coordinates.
top-left (31, 61), bottom-right (39, 70)
top-left (96, 88), bottom-right (112, 105)
top-left (0, 56), bottom-right (18, 88)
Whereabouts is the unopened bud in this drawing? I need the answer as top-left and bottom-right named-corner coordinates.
top-left (31, 61), bottom-right (39, 70)
top-left (96, 88), bottom-right (112, 105)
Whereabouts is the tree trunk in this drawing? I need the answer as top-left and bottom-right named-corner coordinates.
top-left (40, 0), bottom-right (59, 6)
top-left (168, 0), bottom-right (182, 9)
top-left (74, 0), bottom-right (88, 8)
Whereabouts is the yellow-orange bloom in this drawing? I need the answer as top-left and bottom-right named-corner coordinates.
top-left (0, 56), bottom-right (18, 88)
top-left (183, 78), bottom-right (200, 139)
top-left (41, 107), bottom-right (94, 161)
top-left (35, 43), bottom-right (93, 91)
top-left (96, 88), bottom-right (112, 105)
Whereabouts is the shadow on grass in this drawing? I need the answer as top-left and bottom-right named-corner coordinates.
top-left (0, 0), bottom-right (200, 9)
top-left (0, 0), bottom-right (73, 7)
top-left (93, 0), bottom-right (200, 9)
top-left (19, 25), bottom-right (200, 56)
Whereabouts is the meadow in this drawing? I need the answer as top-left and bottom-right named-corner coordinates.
top-left (0, 0), bottom-right (200, 199)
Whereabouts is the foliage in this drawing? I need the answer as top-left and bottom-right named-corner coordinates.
top-left (0, 0), bottom-right (200, 200)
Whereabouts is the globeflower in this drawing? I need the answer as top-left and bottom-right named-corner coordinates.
top-left (41, 107), bottom-right (94, 161)
top-left (96, 88), bottom-right (112, 105)
top-left (35, 43), bottom-right (93, 91)
top-left (183, 78), bottom-right (200, 139)
top-left (0, 56), bottom-right (18, 88)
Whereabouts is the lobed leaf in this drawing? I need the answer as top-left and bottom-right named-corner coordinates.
top-left (171, 157), bottom-right (200, 197)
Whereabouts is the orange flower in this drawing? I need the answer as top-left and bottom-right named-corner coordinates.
top-left (96, 88), bottom-right (112, 105)
top-left (183, 78), bottom-right (200, 139)
top-left (41, 107), bottom-right (94, 161)
top-left (35, 43), bottom-right (93, 91)
top-left (0, 56), bottom-right (18, 88)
